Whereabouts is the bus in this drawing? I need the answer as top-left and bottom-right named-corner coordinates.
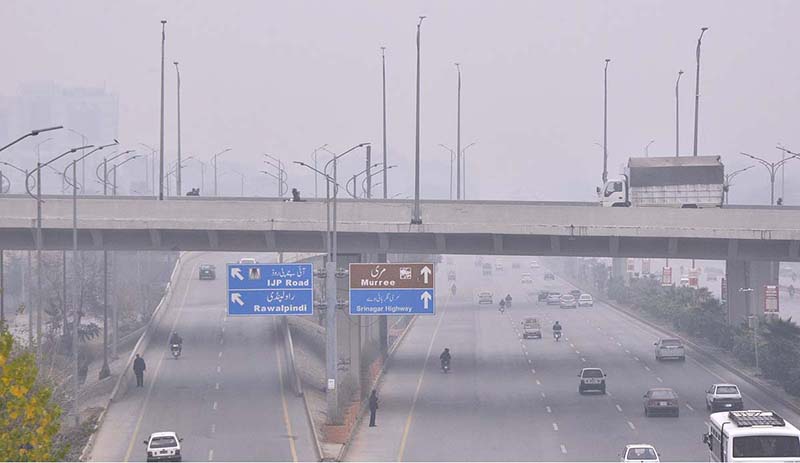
top-left (703, 410), bottom-right (800, 462)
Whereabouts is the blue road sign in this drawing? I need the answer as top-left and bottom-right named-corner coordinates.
top-left (349, 263), bottom-right (435, 315)
top-left (226, 263), bottom-right (313, 316)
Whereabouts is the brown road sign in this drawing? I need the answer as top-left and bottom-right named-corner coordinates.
top-left (349, 263), bottom-right (435, 289)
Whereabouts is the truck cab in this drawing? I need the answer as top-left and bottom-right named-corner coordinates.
top-left (598, 177), bottom-right (629, 207)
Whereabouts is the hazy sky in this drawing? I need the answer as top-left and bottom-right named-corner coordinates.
top-left (3, 0), bottom-right (799, 203)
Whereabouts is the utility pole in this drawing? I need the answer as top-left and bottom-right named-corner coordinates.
top-left (742, 150), bottom-right (799, 206)
top-left (693, 27), bottom-right (708, 157)
top-left (412, 16), bottom-right (426, 224)
top-left (159, 20), bottom-right (167, 200)
top-left (675, 70), bottom-right (683, 157)
top-left (602, 58), bottom-right (611, 183)
top-left (174, 61), bottom-right (182, 196)
top-left (366, 145), bottom-right (372, 199)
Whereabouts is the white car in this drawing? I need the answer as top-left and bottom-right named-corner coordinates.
top-left (654, 338), bottom-right (686, 361)
top-left (530, 261), bottom-right (540, 269)
top-left (620, 444), bottom-right (659, 462)
top-left (521, 273), bottom-right (533, 284)
top-left (705, 383), bottom-right (744, 412)
top-left (478, 291), bottom-right (493, 305)
top-left (546, 293), bottom-right (562, 305)
top-left (239, 257), bottom-right (257, 264)
top-left (578, 293), bottom-right (594, 307)
top-left (144, 431), bottom-right (183, 462)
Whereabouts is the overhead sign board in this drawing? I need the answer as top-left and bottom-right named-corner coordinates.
top-left (349, 263), bottom-right (435, 315)
top-left (226, 263), bottom-right (313, 316)
top-left (661, 266), bottom-right (672, 287)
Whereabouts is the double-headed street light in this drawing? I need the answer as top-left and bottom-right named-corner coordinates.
top-left (95, 150), bottom-right (136, 195)
top-left (740, 151), bottom-right (798, 205)
top-left (212, 148), bottom-right (232, 196)
top-left (438, 144), bottom-right (456, 200)
top-left (693, 27), bottom-right (709, 157)
top-left (0, 126), bottom-right (62, 154)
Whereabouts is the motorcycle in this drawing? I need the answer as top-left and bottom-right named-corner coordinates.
top-left (451, 284), bottom-right (457, 296)
top-left (553, 330), bottom-right (562, 342)
top-left (171, 343), bottom-right (182, 359)
top-left (441, 358), bottom-right (450, 373)
top-left (505, 299), bottom-right (512, 308)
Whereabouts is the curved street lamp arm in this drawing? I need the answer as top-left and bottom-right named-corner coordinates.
top-left (26, 144), bottom-right (94, 200)
top-left (739, 152), bottom-right (772, 172)
top-left (323, 143), bottom-right (370, 175)
top-left (0, 126), bottom-right (63, 154)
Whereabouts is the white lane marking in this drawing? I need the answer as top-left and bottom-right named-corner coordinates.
top-left (527, 358), bottom-right (532, 364)
top-left (607, 391), bottom-right (613, 397)
top-left (211, 423), bottom-right (216, 434)
top-left (575, 350), bottom-right (581, 354)
top-left (221, 325), bottom-right (225, 333)
top-left (656, 376), bottom-right (663, 383)
top-left (686, 403), bottom-right (695, 411)
top-left (627, 421), bottom-right (636, 430)
top-left (546, 406), bottom-right (552, 413)
top-left (531, 368), bottom-right (536, 374)
top-left (212, 401), bottom-right (218, 411)
top-left (219, 337), bottom-right (224, 345)
top-left (644, 365), bottom-right (651, 371)
top-left (569, 343), bottom-right (575, 348)
top-left (215, 382), bottom-right (220, 390)
top-left (208, 449), bottom-right (214, 461)
top-left (625, 349), bottom-right (630, 354)
top-left (541, 392), bottom-right (547, 398)
top-left (217, 365), bottom-right (221, 373)
top-left (617, 342), bottom-right (622, 347)
top-left (218, 351), bottom-right (223, 359)
top-left (536, 379), bottom-right (542, 385)
top-left (616, 404), bottom-right (623, 412)
top-left (552, 422), bottom-right (559, 431)
top-left (581, 357), bottom-right (586, 363)
top-left (633, 356), bottom-right (640, 361)
top-left (560, 444), bottom-right (568, 454)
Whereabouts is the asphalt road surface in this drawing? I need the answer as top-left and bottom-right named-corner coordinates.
top-left (88, 252), bottom-right (315, 462)
top-left (346, 257), bottom-right (800, 462)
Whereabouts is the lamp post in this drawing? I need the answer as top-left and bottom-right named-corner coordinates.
top-left (739, 287), bottom-right (758, 370)
top-left (362, 164), bottom-right (396, 198)
top-left (67, 129), bottom-right (90, 193)
top-left (345, 162), bottom-right (381, 199)
top-left (212, 148), bottom-right (232, 196)
top-left (95, 150), bottom-right (135, 195)
top-left (264, 154), bottom-right (288, 197)
top-left (740, 151), bottom-right (798, 205)
top-left (159, 19), bottom-right (167, 200)
top-left (0, 160), bottom-right (35, 326)
top-left (0, 126), bottom-right (63, 154)
top-left (110, 155), bottom-right (141, 196)
top-left (312, 144), bottom-right (328, 198)
top-left (138, 143), bottom-right (158, 195)
top-left (461, 142), bottom-right (476, 199)
top-left (412, 16), bottom-right (426, 224)
top-left (644, 140), bottom-right (655, 157)
top-left (603, 58), bottom-right (611, 184)
top-left (455, 62), bottom-right (462, 200)
top-left (381, 46), bottom-right (388, 199)
top-left (27, 143), bottom-right (102, 352)
top-left (438, 144), bottom-right (455, 200)
top-left (174, 61), bottom-right (182, 197)
top-left (35, 137), bottom-right (53, 167)
top-left (723, 165), bottom-right (755, 205)
top-left (675, 70), bottom-right (683, 156)
top-left (187, 157), bottom-right (207, 194)
top-left (693, 27), bottom-right (709, 157)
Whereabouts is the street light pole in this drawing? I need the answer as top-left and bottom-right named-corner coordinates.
top-left (159, 20), bottom-right (167, 200)
top-left (723, 165), bottom-right (755, 205)
top-left (212, 148), bottom-right (232, 196)
top-left (675, 70), bottom-right (683, 157)
top-left (455, 62), bottom-right (462, 200)
top-left (174, 61), bottom-right (182, 197)
top-left (644, 140), bottom-right (655, 157)
top-left (0, 126), bottom-right (62, 154)
top-left (741, 151), bottom-right (799, 205)
top-left (603, 58), bottom-right (611, 184)
top-left (412, 16), bottom-right (426, 224)
top-left (461, 142), bottom-right (476, 199)
top-left (438, 144), bottom-right (455, 200)
top-left (312, 144), bottom-right (328, 199)
top-left (693, 27), bottom-right (709, 157)
top-left (381, 47), bottom-right (388, 200)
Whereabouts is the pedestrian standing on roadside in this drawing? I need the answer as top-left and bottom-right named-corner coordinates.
top-left (368, 389), bottom-right (379, 427)
top-left (133, 353), bottom-right (146, 387)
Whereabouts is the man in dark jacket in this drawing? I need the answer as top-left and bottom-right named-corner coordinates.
top-left (133, 353), bottom-right (146, 387)
top-left (368, 390), bottom-right (379, 427)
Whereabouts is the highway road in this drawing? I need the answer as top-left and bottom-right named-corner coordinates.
top-left (346, 256), bottom-right (800, 461)
top-left (88, 251), bottom-right (315, 462)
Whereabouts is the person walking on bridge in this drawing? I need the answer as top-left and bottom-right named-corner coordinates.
top-left (368, 389), bottom-right (379, 427)
top-left (133, 353), bottom-right (146, 387)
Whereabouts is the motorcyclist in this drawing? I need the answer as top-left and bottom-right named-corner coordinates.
top-left (552, 321), bottom-right (562, 339)
top-left (505, 294), bottom-right (512, 303)
top-left (499, 299), bottom-right (506, 311)
top-left (169, 331), bottom-right (183, 347)
top-left (440, 348), bottom-right (451, 369)
top-left (451, 283), bottom-right (457, 296)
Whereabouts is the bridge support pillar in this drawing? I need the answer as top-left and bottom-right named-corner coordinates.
top-left (725, 260), bottom-right (779, 326)
top-left (611, 257), bottom-right (629, 284)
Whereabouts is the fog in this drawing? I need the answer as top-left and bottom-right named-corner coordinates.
top-left (2, 1), bottom-right (799, 203)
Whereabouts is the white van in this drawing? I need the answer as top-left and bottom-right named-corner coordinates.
top-left (703, 410), bottom-right (800, 462)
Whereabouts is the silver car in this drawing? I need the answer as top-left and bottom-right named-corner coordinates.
top-left (654, 338), bottom-right (685, 361)
top-left (560, 294), bottom-right (577, 308)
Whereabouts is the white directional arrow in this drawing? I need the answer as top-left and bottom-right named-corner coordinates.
top-left (420, 266), bottom-right (432, 284)
top-left (420, 291), bottom-right (432, 309)
top-left (231, 267), bottom-right (244, 281)
top-left (231, 293), bottom-right (244, 306)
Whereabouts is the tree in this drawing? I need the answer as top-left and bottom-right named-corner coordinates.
top-left (0, 327), bottom-right (67, 461)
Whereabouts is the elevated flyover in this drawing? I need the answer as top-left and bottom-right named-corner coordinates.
top-left (0, 195), bottom-right (799, 261)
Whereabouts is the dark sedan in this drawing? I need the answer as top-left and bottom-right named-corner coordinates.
top-left (199, 264), bottom-right (216, 280)
top-left (643, 387), bottom-right (679, 417)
